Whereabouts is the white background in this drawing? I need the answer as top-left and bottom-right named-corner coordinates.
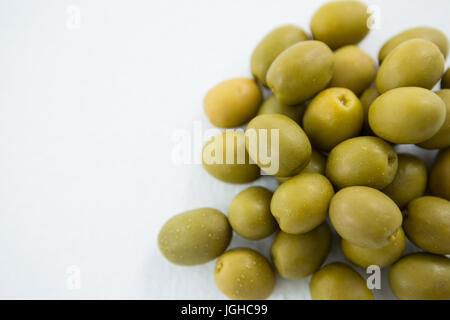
top-left (0, 0), bottom-right (448, 299)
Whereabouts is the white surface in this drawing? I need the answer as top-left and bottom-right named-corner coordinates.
top-left (0, 0), bottom-right (448, 300)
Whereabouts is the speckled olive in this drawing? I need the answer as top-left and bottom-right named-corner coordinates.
top-left (202, 131), bottom-right (260, 183)
top-left (341, 228), bottom-right (406, 268)
top-left (359, 87), bottom-right (379, 135)
top-left (276, 149), bottom-right (326, 184)
top-left (376, 39), bottom-right (445, 93)
top-left (303, 88), bottom-right (364, 151)
top-left (251, 25), bottom-right (309, 86)
top-left (369, 87), bottom-right (446, 144)
top-left (442, 68), bottom-right (450, 89)
top-left (271, 223), bottom-right (332, 280)
top-left (158, 208), bottom-right (232, 266)
top-left (330, 186), bottom-right (403, 249)
top-left (228, 186), bottom-right (277, 240)
top-left (429, 148), bottom-right (450, 200)
top-left (214, 248), bottom-right (275, 300)
top-left (310, 263), bottom-right (374, 300)
top-left (204, 78), bottom-right (262, 128)
top-left (271, 173), bottom-right (334, 234)
top-left (404, 196), bottom-right (450, 255)
top-left (257, 95), bottom-right (306, 123)
top-left (266, 41), bottom-right (333, 105)
top-left (389, 253), bottom-right (450, 300)
top-left (326, 136), bottom-right (398, 189)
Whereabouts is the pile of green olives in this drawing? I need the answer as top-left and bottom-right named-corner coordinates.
top-left (158, 0), bottom-right (450, 300)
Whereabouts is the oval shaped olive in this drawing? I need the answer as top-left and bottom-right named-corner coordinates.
top-left (359, 87), bottom-right (379, 135)
top-left (404, 196), bottom-right (450, 255)
top-left (251, 25), bottom-right (309, 86)
top-left (418, 89), bottom-right (450, 149)
top-left (228, 186), bottom-right (277, 240)
top-left (310, 263), bottom-right (374, 300)
top-left (271, 223), bottom-right (332, 280)
top-left (382, 154), bottom-right (427, 208)
top-left (326, 136), bottom-right (398, 189)
top-left (389, 253), bottom-right (450, 300)
top-left (341, 228), bottom-right (406, 268)
top-left (204, 78), bottom-right (262, 128)
top-left (330, 186), bottom-right (403, 249)
top-left (376, 39), bottom-right (445, 93)
top-left (429, 148), bottom-right (450, 201)
top-left (310, 0), bottom-right (369, 50)
top-left (202, 131), bottom-right (260, 184)
top-left (271, 173), bottom-right (334, 234)
top-left (328, 46), bottom-right (377, 95)
top-left (158, 208), bottom-right (232, 266)
top-left (257, 95), bottom-right (306, 123)
top-left (303, 88), bottom-right (364, 151)
top-left (379, 26), bottom-right (449, 63)
top-left (246, 114), bottom-right (311, 177)
top-left (214, 248), bottom-right (275, 300)
top-left (369, 87), bottom-right (446, 144)
top-left (276, 149), bottom-right (327, 184)
top-left (442, 68), bottom-right (450, 89)
top-left (266, 40), bottom-right (333, 105)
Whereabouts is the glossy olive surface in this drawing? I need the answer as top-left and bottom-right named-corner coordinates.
top-left (275, 149), bottom-right (326, 184)
top-left (257, 95), bottom-right (306, 123)
top-left (429, 148), bottom-right (450, 200)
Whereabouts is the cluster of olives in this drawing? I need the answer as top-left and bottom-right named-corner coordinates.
top-left (158, 0), bottom-right (450, 300)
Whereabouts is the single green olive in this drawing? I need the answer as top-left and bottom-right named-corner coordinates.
top-left (276, 149), bottom-right (326, 184)
top-left (359, 87), bottom-right (379, 135)
top-left (429, 148), bottom-right (450, 200)
top-left (257, 95), bottom-right (306, 123)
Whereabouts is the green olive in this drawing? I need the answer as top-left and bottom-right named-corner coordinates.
top-left (404, 196), bottom-right (450, 255)
top-left (328, 46), bottom-right (377, 95)
top-left (202, 131), bottom-right (260, 184)
top-left (359, 87), bottom-right (379, 135)
top-left (376, 39), bottom-right (445, 94)
top-left (382, 154), bottom-right (427, 208)
top-left (379, 26), bottom-right (449, 63)
top-left (341, 228), bottom-right (406, 268)
top-left (271, 223), bottom-right (332, 280)
top-left (418, 89), bottom-right (450, 149)
top-left (303, 88), bottom-right (364, 151)
top-left (214, 248), bottom-right (275, 300)
top-left (330, 186), bottom-right (403, 249)
top-left (266, 40), bottom-right (333, 105)
top-left (310, 0), bottom-right (369, 50)
top-left (271, 173), bottom-right (334, 234)
top-left (442, 68), bottom-right (450, 89)
top-left (326, 136), bottom-right (398, 189)
top-left (257, 95), bottom-right (306, 123)
top-left (228, 186), bottom-right (277, 240)
top-left (310, 263), bottom-right (374, 300)
top-left (389, 253), bottom-right (450, 300)
top-left (204, 78), bottom-right (262, 128)
top-left (251, 25), bottom-right (309, 86)
top-left (369, 87), bottom-right (446, 144)
top-left (429, 148), bottom-right (450, 201)
top-left (245, 114), bottom-right (312, 177)
top-left (158, 208), bottom-right (232, 266)
top-left (276, 149), bottom-right (327, 184)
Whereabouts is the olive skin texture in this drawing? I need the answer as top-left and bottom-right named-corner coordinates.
top-left (326, 136), bottom-right (398, 189)
top-left (330, 186), bottom-right (403, 249)
top-left (214, 249), bottom-right (275, 300)
top-left (404, 196), bottom-right (450, 255)
top-left (202, 131), bottom-right (260, 184)
top-left (246, 114), bottom-right (312, 177)
top-left (359, 87), bottom-right (379, 135)
top-left (429, 148), bottom-right (450, 200)
top-left (419, 90), bottom-right (450, 149)
top-left (271, 173), bottom-right (334, 235)
top-left (266, 41), bottom-right (333, 105)
top-left (369, 87), bottom-right (446, 144)
top-left (271, 223), bottom-right (332, 280)
top-left (379, 26), bottom-right (449, 63)
top-left (204, 78), bottom-right (262, 128)
top-left (341, 228), bottom-right (406, 269)
top-left (376, 39), bottom-right (445, 94)
top-left (276, 149), bottom-right (326, 184)
top-left (257, 95), bottom-right (306, 123)
top-left (251, 25), bottom-right (309, 86)
top-left (442, 68), bottom-right (450, 89)
top-left (303, 88), bottom-right (364, 151)
top-left (228, 187), bottom-right (277, 240)
top-left (310, 1), bottom-right (369, 50)
top-left (310, 263), bottom-right (374, 300)
top-left (389, 253), bottom-right (450, 300)
top-left (328, 46), bottom-right (377, 95)
top-left (158, 208), bottom-right (232, 266)
top-left (382, 154), bottom-right (427, 208)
